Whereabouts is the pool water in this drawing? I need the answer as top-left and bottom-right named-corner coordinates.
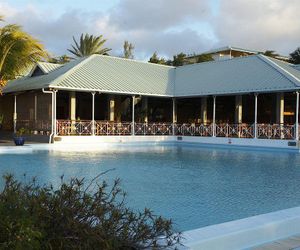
top-left (1, 143), bottom-right (300, 231)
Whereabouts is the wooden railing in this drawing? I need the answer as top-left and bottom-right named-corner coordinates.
top-left (175, 123), bottom-right (213, 137)
top-left (55, 120), bottom-right (298, 140)
top-left (135, 123), bottom-right (173, 135)
top-left (95, 121), bottom-right (132, 136)
top-left (257, 124), bottom-right (295, 139)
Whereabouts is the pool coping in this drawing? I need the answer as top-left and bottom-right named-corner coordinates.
top-left (181, 206), bottom-right (300, 250)
top-left (1, 142), bottom-right (300, 250)
top-left (1, 135), bottom-right (300, 153)
top-left (53, 135), bottom-right (300, 151)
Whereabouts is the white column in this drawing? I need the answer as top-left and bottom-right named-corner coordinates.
top-left (201, 97), bottom-right (208, 125)
top-left (213, 96), bottom-right (216, 137)
top-left (276, 92), bottom-right (284, 124)
top-left (254, 93), bottom-right (258, 139)
top-left (69, 91), bottom-right (76, 121)
top-left (172, 97), bottom-right (177, 136)
top-left (132, 96), bottom-right (135, 136)
top-left (51, 91), bottom-right (54, 137)
top-left (235, 95), bottom-right (243, 124)
top-left (108, 95), bottom-right (115, 122)
top-left (34, 93), bottom-right (37, 121)
top-left (91, 92), bottom-right (95, 136)
top-left (296, 92), bottom-right (299, 140)
top-left (13, 95), bottom-right (17, 133)
top-left (53, 90), bottom-right (57, 136)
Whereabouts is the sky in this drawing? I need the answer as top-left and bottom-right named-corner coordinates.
top-left (0, 0), bottom-right (300, 60)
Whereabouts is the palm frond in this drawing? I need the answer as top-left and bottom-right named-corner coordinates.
top-left (68, 33), bottom-right (111, 57)
top-left (0, 23), bottom-right (48, 82)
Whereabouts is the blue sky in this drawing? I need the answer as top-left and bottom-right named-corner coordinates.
top-left (1, 0), bottom-right (299, 60)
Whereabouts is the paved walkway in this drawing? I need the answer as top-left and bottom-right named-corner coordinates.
top-left (251, 235), bottom-right (300, 250)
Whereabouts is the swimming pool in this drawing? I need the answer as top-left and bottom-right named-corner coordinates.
top-left (1, 143), bottom-right (300, 231)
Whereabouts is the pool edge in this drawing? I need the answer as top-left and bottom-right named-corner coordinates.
top-left (181, 206), bottom-right (300, 250)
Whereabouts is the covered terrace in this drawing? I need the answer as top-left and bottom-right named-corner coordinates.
top-left (2, 53), bottom-right (300, 141)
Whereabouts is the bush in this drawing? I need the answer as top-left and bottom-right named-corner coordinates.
top-left (0, 173), bottom-right (181, 249)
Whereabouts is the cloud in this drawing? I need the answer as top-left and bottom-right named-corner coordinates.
top-left (1, 0), bottom-right (299, 59)
top-left (213, 0), bottom-right (300, 55)
top-left (0, 3), bottom-right (101, 56)
top-left (108, 0), bottom-right (211, 31)
top-left (0, 0), bottom-right (214, 59)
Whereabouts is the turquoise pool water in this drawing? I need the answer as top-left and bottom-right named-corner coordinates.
top-left (1, 143), bottom-right (300, 231)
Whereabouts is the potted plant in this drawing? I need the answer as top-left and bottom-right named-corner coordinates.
top-left (0, 114), bottom-right (3, 130)
top-left (14, 127), bottom-right (28, 146)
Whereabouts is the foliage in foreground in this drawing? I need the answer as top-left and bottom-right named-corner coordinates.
top-left (0, 173), bottom-right (181, 250)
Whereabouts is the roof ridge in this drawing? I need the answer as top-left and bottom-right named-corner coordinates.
top-left (258, 54), bottom-right (300, 87)
top-left (49, 56), bottom-right (94, 88)
top-left (92, 54), bottom-right (175, 69)
top-left (38, 61), bottom-right (61, 66)
top-left (263, 56), bottom-right (293, 66)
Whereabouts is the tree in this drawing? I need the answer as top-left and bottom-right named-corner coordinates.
top-left (172, 53), bottom-right (186, 66)
top-left (48, 54), bottom-right (71, 64)
top-left (149, 52), bottom-right (160, 64)
top-left (149, 52), bottom-right (168, 65)
top-left (263, 50), bottom-right (279, 58)
top-left (123, 40), bottom-right (134, 59)
top-left (197, 54), bottom-right (213, 63)
top-left (68, 33), bottom-right (111, 57)
top-left (290, 47), bottom-right (300, 64)
top-left (0, 20), bottom-right (48, 86)
top-left (0, 174), bottom-right (181, 249)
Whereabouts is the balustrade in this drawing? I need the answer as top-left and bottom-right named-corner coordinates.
top-left (54, 120), bottom-right (298, 140)
top-left (257, 124), bottom-right (295, 140)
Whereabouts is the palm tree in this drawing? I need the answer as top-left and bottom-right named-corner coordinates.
top-left (48, 54), bottom-right (71, 64)
top-left (68, 33), bottom-right (111, 57)
top-left (0, 22), bottom-right (48, 85)
top-left (263, 50), bottom-right (279, 58)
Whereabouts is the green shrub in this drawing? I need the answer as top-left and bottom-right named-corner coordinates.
top-left (0, 173), bottom-right (181, 249)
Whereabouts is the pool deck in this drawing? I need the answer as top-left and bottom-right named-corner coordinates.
top-left (251, 235), bottom-right (300, 250)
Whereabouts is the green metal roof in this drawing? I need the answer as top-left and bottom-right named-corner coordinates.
top-left (174, 55), bottom-right (300, 97)
top-left (51, 55), bottom-right (175, 96)
top-left (2, 54), bottom-right (300, 97)
top-left (2, 58), bottom-right (87, 93)
top-left (35, 62), bottom-right (63, 74)
top-left (293, 64), bottom-right (300, 71)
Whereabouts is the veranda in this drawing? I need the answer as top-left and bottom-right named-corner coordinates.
top-left (11, 90), bottom-right (300, 140)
